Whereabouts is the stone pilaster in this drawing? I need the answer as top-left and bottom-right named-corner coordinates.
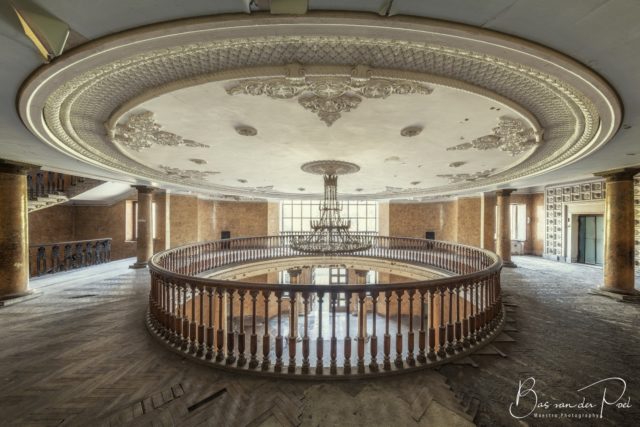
top-left (496, 189), bottom-right (516, 268)
top-left (0, 162), bottom-right (32, 300)
top-left (130, 185), bottom-right (155, 269)
top-left (594, 167), bottom-right (640, 295)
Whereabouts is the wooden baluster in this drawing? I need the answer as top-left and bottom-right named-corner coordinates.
top-left (288, 291), bottom-right (297, 373)
top-left (407, 289), bottom-right (416, 366)
top-left (195, 285), bottom-right (205, 357)
top-left (475, 281), bottom-right (483, 339)
top-left (437, 287), bottom-right (446, 357)
top-left (216, 288), bottom-right (225, 362)
top-left (343, 290), bottom-right (352, 374)
top-left (237, 290), bottom-right (246, 366)
top-left (455, 285), bottom-right (463, 351)
top-left (249, 290), bottom-right (259, 369)
top-left (301, 292), bottom-right (310, 374)
top-left (330, 292), bottom-right (337, 375)
top-left (36, 246), bottom-right (45, 276)
top-left (189, 284), bottom-right (198, 354)
top-left (162, 281), bottom-right (170, 339)
top-left (383, 291), bottom-right (392, 370)
top-left (394, 290), bottom-right (404, 368)
top-left (369, 291), bottom-right (379, 371)
top-left (175, 284), bottom-right (183, 346)
top-left (469, 282), bottom-right (477, 345)
top-left (446, 287), bottom-right (455, 354)
top-left (262, 290), bottom-right (271, 371)
top-left (478, 280), bottom-right (485, 338)
top-left (275, 291), bottom-right (283, 373)
top-left (316, 291), bottom-right (324, 375)
top-left (181, 285), bottom-right (190, 351)
top-left (463, 283), bottom-right (470, 347)
top-left (427, 289), bottom-right (436, 360)
top-left (170, 284), bottom-right (178, 344)
top-left (417, 290), bottom-right (427, 363)
top-left (357, 291), bottom-right (366, 374)
top-left (226, 290), bottom-right (236, 365)
top-left (206, 287), bottom-right (214, 360)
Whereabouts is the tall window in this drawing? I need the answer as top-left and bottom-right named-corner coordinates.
top-left (510, 204), bottom-right (527, 241)
top-left (126, 200), bottom-right (157, 241)
top-left (280, 200), bottom-right (378, 233)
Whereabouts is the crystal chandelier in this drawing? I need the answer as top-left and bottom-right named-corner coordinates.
top-left (290, 161), bottom-right (372, 255)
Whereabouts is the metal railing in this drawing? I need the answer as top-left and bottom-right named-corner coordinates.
top-left (29, 238), bottom-right (112, 277)
top-left (147, 235), bottom-right (504, 377)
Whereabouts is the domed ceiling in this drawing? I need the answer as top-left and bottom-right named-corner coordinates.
top-left (19, 14), bottom-right (620, 200)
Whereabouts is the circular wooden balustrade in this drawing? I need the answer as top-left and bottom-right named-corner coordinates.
top-left (146, 235), bottom-right (505, 378)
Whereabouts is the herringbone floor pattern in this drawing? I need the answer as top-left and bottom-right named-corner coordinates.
top-left (0, 265), bottom-right (474, 427)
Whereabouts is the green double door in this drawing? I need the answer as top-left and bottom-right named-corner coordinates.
top-left (577, 215), bottom-right (604, 266)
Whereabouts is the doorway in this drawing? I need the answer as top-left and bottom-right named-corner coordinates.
top-left (577, 215), bottom-right (604, 265)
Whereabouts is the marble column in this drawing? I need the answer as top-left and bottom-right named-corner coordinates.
top-left (595, 168), bottom-right (640, 295)
top-left (130, 185), bottom-right (155, 269)
top-left (0, 162), bottom-right (31, 300)
top-left (496, 189), bottom-right (517, 268)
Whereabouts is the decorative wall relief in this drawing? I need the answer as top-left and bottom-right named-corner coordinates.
top-left (111, 111), bottom-right (209, 151)
top-left (436, 169), bottom-right (496, 183)
top-left (447, 116), bottom-right (542, 156)
top-left (543, 179), bottom-right (605, 259)
top-left (159, 165), bottom-right (219, 180)
top-left (635, 175), bottom-right (640, 272)
top-left (226, 65), bottom-right (433, 126)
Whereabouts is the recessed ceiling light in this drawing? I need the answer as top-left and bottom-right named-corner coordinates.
top-left (622, 124), bottom-right (632, 130)
top-left (189, 158), bottom-right (207, 165)
top-left (235, 125), bottom-right (257, 136)
top-left (400, 126), bottom-right (423, 137)
top-left (298, 187), bottom-right (305, 191)
top-left (626, 153), bottom-right (636, 156)
top-left (411, 181), bottom-right (421, 185)
top-left (355, 188), bottom-right (363, 192)
top-left (237, 178), bottom-right (247, 183)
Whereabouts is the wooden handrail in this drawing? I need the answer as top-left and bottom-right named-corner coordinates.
top-left (146, 235), bottom-right (504, 377)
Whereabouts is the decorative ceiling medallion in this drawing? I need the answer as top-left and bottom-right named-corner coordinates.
top-left (301, 160), bottom-right (360, 175)
top-left (401, 126), bottom-right (423, 137)
top-left (19, 15), bottom-right (620, 200)
top-left (110, 111), bottom-right (209, 152)
top-left (235, 125), bottom-right (257, 136)
top-left (449, 161), bottom-right (466, 168)
top-left (447, 116), bottom-right (542, 156)
top-left (159, 165), bottom-right (219, 180)
top-left (437, 169), bottom-right (496, 183)
top-left (226, 64), bottom-right (432, 126)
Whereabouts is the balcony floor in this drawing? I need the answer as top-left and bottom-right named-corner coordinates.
top-left (0, 256), bottom-right (638, 426)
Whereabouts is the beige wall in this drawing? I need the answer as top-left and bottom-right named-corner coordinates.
top-left (213, 201), bottom-right (269, 239)
top-left (389, 193), bottom-right (544, 256)
top-left (389, 201), bottom-right (457, 241)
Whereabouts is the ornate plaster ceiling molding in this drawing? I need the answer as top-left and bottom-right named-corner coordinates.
top-left (110, 111), bottom-right (209, 151)
top-left (226, 64), bottom-right (432, 126)
top-left (447, 116), bottom-right (542, 156)
top-left (159, 165), bottom-right (219, 180)
top-left (437, 169), bottom-right (497, 183)
top-left (18, 14), bottom-right (621, 200)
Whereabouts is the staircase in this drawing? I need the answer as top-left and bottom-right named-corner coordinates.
top-left (27, 170), bottom-right (103, 213)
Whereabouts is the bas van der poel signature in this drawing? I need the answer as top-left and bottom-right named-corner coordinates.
top-left (509, 377), bottom-right (632, 419)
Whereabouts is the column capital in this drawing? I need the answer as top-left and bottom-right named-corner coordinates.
top-left (0, 160), bottom-right (37, 175)
top-left (593, 166), bottom-right (640, 182)
top-left (495, 188), bottom-right (516, 197)
top-left (132, 185), bottom-right (156, 194)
